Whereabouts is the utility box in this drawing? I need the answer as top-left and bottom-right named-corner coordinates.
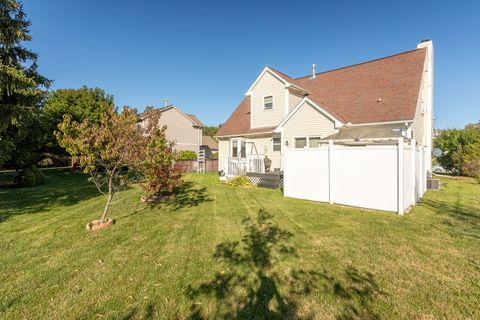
top-left (427, 178), bottom-right (440, 190)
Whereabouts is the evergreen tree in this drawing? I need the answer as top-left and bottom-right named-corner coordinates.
top-left (0, 0), bottom-right (50, 167)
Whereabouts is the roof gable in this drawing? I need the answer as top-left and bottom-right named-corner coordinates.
top-left (275, 97), bottom-right (343, 132)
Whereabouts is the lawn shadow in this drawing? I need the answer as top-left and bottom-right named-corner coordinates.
top-left (0, 170), bottom-right (99, 223)
top-left (421, 198), bottom-right (480, 240)
top-left (145, 181), bottom-right (213, 212)
top-left (186, 209), bottom-right (384, 319)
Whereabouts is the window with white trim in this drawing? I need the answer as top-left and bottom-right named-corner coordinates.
top-left (272, 137), bottom-right (281, 151)
top-left (294, 137), bottom-right (307, 149)
top-left (231, 139), bottom-right (246, 157)
top-left (264, 95), bottom-right (273, 110)
top-left (308, 137), bottom-right (322, 148)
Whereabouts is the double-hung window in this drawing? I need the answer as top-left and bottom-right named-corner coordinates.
top-left (231, 139), bottom-right (246, 157)
top-left (272, 137), bottom-right (281, 151)
top-left (264, 95), bottom-right (273, 110)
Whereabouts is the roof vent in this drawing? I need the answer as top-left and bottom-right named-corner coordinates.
top-left (164, 98), bottom-right (169, 107)
top-left (377, 98), bottom-right (382, 103)
top-left (312, 64), bottom-right (316, 79)
top-left (420, 39), bottom-right (431, 43)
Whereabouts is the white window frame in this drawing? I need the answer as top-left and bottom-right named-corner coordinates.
top-left (231, 138), bottom-right (247, 158)
top-left (292, 136), bottom-right (323, 149)
top-left (263, 95), bottom-right (274, 110)
top-left (308, 136), bottom-right (323, 148)
top-left (293, 136), bottom-right (308, 149)
top-left (272, 136), bottom-right (281, 152)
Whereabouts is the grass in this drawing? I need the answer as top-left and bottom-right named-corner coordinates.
top-left (0, 170), bottom-right (479, 319)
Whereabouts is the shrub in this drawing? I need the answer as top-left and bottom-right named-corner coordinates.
top-left (210, 152), bottom-right (218, 160)
top-left (226, 175), bottom-right (251, 187)
top-left (15, 168), bottom-right (36, 187)
top-left (29, 165), bottom-right (46, 185)
top-left (37, 158), bottom-right (54, 168)
top-left (178, 150), bottom-right (197, 160)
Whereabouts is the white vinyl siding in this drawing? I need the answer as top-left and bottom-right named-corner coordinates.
top-left (288, 91), bottom-right (304, 112)
top-left (148, 107), bottom-right (201, 153)
top-left (264, 95), bottom-right (273, 110)
top-left (412, 71), bottom-right (426, 146)
top-left (218, 139), bottom-right (230, 172)
top-left (283, 101), bottom-right (335, 149)
top-left (250, 71), bottom-right (286, 129)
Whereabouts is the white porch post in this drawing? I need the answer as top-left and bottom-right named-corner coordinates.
top-left (398, 137), bottom-right (404, 215)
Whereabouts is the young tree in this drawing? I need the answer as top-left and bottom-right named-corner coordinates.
top-left (56, 107), bottom-right (148, 222)
top-left (140, 110), bottom-right (182, 201)
top-left (0, 0), bottom-right (51, 167)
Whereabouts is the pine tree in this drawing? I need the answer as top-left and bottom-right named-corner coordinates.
top-left (0, 0), bottom-right (51, 167)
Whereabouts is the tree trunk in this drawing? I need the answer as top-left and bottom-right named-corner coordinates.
top-left (100, 176), bottom-right (113, 222)
top-left (100, 193), bottom-right (112, 222)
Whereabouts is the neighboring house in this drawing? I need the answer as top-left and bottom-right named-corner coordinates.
top-left (201, 135), bottom-right (218, 159)
top-left (141, 105), bottom-right (204, 153)
top-left (216, 40), bottom-right (434, 176)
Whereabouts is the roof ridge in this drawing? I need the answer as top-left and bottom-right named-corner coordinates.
top-left (294, 48), bottom-right (425, 80)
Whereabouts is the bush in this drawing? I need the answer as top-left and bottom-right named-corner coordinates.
top-left (210, 152), bottom-right (218, 160)
top-left (14, 165), bottom-right (46, 187)
top-left (178, 150), bottom-right (197, 160)
top-left (226, 175), bottom-right (251, 187)
top-left (29, 165), bottom-right (46, 185)
top-left (37, 157), bottom-right (54, 168)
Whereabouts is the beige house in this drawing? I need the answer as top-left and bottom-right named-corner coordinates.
top-left (216, 40), bottom-right (434, 177)
top-left (141, 105), bottom-right (205, 153)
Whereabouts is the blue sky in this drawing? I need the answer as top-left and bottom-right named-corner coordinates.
top-left (23, 0), bottom-right (479, 128)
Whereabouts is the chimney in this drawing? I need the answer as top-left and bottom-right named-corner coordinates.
top-left (164, 98), bottom-right (169, 107)
top-left (312, 64), bottom-right (316, 79)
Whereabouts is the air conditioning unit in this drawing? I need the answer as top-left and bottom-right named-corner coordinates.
top-left (427, 178), bottom-right (440, 190)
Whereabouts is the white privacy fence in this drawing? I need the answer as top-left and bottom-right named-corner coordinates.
top-left (283, 139), bottom-right (427, 214)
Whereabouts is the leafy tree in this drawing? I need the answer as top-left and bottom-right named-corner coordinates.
top-left (56, 107), bottom-right (146, 222)
top-left (203, 125), bottom-right (220, 137)
top-left (435, 122), bottom-right (480, 178)
top-left (0, 0), bottom-right (51, 167)
top-left (140, 110), bottom-right (183, 200)
top-left (434, 128), bottom-right (462, 171)
top-left (42, 86), bottom-right (114, 155)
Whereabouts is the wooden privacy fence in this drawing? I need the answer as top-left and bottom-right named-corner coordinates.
top-left (175, 160), bottom-right (218, 173)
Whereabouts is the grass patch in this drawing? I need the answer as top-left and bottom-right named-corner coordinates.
top-left (0, 170), bottom-right (479, 319)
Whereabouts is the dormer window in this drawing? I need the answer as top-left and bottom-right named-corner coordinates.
top-left (264, 95), bottom-right (273, 110)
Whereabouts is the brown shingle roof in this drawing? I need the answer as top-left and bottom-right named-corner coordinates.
top-left (186, 114), bottom-right (204, 127)
top-left (201, 135), bottom-right (218, 149)
top-left (216, 96), bottom-right (275, 137)
top-left (217, 48), bottom-right (427, 136)
top-left (292, 48), bottom-right (426, 124)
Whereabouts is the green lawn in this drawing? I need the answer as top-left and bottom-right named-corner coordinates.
top-left (0, 170), bottom-right (479, 319)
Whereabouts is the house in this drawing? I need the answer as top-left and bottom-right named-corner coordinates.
top-left (216, 40), bottom-right (433, 175)
top-left (216, 40), bottom-right (434, 214)
top-left (141, 105), bottom-right (205, 153)
top-left (201, 135), bottom-right (218, 159)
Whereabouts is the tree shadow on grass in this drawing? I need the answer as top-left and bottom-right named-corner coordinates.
top-left (420, 198), bottom-right (480, 240)
top-left (145, 181), bottom-right (213, 212)
top-left (0, 170), bottom-right (99, 223)
top-left (186, 209), bottom-right (384, 319)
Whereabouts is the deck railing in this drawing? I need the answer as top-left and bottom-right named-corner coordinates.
top-left (226, 156), bottom-right (265, 176)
